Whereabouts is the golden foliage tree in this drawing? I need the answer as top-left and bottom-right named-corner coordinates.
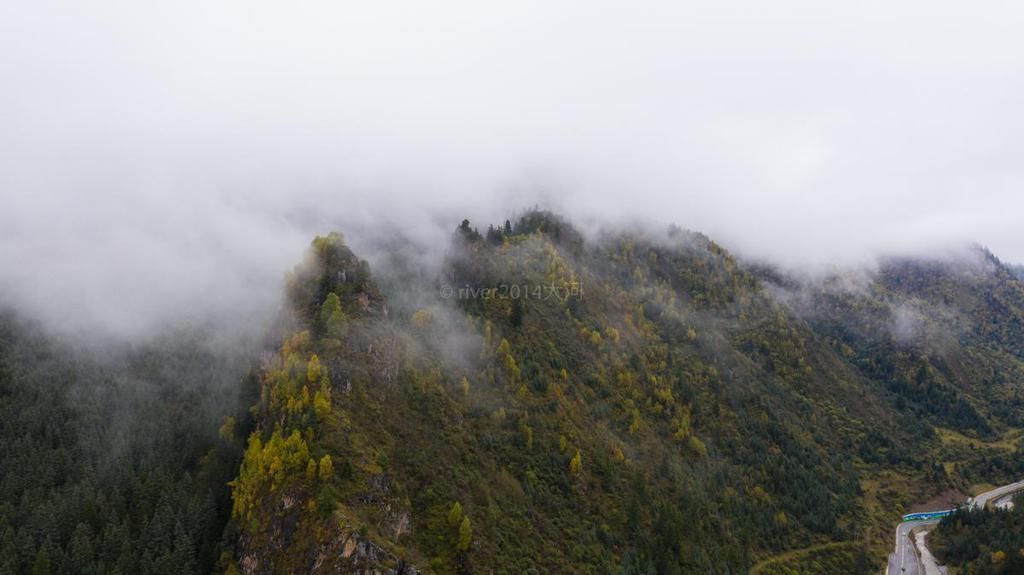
top-left (457, 516), bottom-right (472, 552)
top-left (318, 455), bottom-right (334, 482)
top-left (447, 501), bottom-right (463, 527)
top-left (569, 450), bottom-right (582, 476)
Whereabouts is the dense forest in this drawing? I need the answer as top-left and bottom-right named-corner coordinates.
top-left (931, 495), bottom-right (1024, 574)
top-left (4, 210), bottom-right (1024, 574)
top-left (0, 317), bottom-right (254, 574)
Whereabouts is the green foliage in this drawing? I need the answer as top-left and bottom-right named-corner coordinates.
top-left (685, 435), bottom-right (707, 459)
top-left (0, 314), bottom-right (248, 575)
top-left (447, 502), bottom-right (463, 527)
top-left (31, 548), bottom-right (50, 575)
top-left (230, 429), bottom-right (312, 526)
top-left (569, 450), bottom-right (583, 475)
top-left (313, 384), bottom-right (332, 418)
top-left (223, 213), bottom-right (1024, 574)
top-left (307, 353), bottom-right (322, 384)
top-left (318, 454), bottom-right (334, 482)
top-left (37, 211), bottom-right (1007, 572)
top-left (931, 495), bottom-right (1024, 574)
top-left (219, 415), bottom-right (237, 442)
top-left (320, 293), bottom-right (348, 339)
top-left (751, 542), bottom-right (873, 575)
top-left (520, 419), bottom-right (533, 449)
top-left (457, 516), bottom-right (472, 552)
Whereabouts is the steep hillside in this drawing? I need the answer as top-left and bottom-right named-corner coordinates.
top-left (769, 250), bottom-right (1024, 485)
top-left (224, 213), bottom-right (1024, 574)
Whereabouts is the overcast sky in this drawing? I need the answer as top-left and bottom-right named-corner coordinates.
top-left (2, 1), bottom-right (1023, 338)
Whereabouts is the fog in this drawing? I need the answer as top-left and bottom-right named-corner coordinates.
top-left (2, 1), bottom-right (1023, 340)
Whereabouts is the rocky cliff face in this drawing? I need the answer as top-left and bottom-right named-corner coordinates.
top-left (238, 516), bottom-right (421, 575)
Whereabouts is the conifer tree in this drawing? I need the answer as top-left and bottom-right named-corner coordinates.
top-left (319, 293), bottom-right (347, 338)
top-left (31, 547), bottom-right (51, 575)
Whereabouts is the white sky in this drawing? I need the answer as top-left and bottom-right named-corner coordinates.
top-left (2, 1), bottom-right (1023, 337)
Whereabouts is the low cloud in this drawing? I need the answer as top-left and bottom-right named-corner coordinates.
top-left (3, 1), bottom-right (1024, 340)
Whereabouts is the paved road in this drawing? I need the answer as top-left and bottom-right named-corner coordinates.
top-left (888, 520), bottom-right (933, 575)
top-left (970, 479), bottom-right (1024, 510)
top-left (887, 479), bottom-right (1024, 575)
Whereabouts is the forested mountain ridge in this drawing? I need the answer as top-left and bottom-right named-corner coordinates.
top-left (221, 212), bottom-right (1024, 574)
top-left (4, 212), bottom-right (1024, 574)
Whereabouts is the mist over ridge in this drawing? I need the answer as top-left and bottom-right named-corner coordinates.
top-left (3, 0), bottom-right (1024, 341)
top-left (6, 4), bottom-right (1024, 574)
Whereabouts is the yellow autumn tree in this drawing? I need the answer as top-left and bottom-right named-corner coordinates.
top-left (411, 308), bottom-right (434, 328)
top-left (307, 355), bottom-right (322, 385)
top-left (569, 450), bottom-right (582, 475)
top-left (319, 454), bottom-right (334, 481)
top-left (218, 416), bottom-right (236, 442)
top-left (457, 516), bottom-right (472, 551)
top-left (447, 501), bottom-right (463, 526)
top-left (313, 386), bottom-right (331, 418)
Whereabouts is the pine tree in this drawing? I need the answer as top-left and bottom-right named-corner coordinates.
top-left (172, 520), bottom-right (195, 575)
top-left (319, 293), bottom-right (347, 338)
top-left (70, 522), bottom-right (95, 573)
top-left (0, 527), bottom-right (17, 574)
top-left (31, 547), bottom-right (51, 575)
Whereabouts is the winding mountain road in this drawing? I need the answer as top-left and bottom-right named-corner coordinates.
top-left (888, 519), bottom-right (932, 575)
top-left (969, 479), bottom-right (1024, 510)
top-left (886, 479), bottom-right (1024, 575)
